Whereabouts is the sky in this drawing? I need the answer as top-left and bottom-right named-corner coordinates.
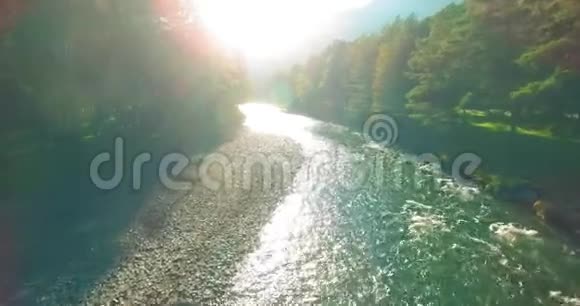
top-left (274, 0), bottom-right (459, 69)
top-left (196, 0), bottom-right (458, 77)
top-left (339, 0), bottom-right (460, 39)
top-left (259, 0), bottom-right (457, 77)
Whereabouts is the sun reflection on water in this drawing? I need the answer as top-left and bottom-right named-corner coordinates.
top-left (239, 103), bottom-right (317, 147)
top-left (232, 103), bottom-right (332, 303)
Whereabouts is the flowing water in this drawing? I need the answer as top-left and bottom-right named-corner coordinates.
top-left (229, 103), bottom-right (580, 305)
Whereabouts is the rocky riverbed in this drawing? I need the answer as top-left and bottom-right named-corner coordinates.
top-left (77, 130), bottom-right (303, 305)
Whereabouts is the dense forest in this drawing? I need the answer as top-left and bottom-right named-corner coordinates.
top-left (0, 0), bottom-right (250, 197)
top-left (267, 0), bottom-right (580, 233)
top-left (275, 1), bottom-right (580, 132)
top-left (2, 0), bottom-right (580, 304)
top-left (0, 0), bottom-right (250, 295)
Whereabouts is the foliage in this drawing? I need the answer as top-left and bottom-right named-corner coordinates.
top-left (0, 0), bottom-right (250, 193)
top-left (277, 1), bottom-right (580, 136)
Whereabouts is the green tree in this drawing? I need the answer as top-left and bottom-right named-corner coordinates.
top-left (372, 16), bottom-right (423, 114)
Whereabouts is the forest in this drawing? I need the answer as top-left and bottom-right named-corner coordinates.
top-left (275, 0), bottom-right (580, 132)
top-left (2, 0), bottom-right (580, 245)
top-left (0, 0), bottom-right (250, 197)
top-left (270, 0), bottom-right (580, 214)
top-left (0, 1), bottom-right (250, 293)
top-left (3, 0), bottom-right (580, 304)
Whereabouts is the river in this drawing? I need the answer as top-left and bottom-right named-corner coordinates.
top-left (227, 103), bottom-right (580, 305)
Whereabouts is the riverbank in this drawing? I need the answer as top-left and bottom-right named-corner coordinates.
top-left (391, 115), bottom-right (580, 242)
top-left (51, 106), bottom-right (580, 305)
top-left (70, 130), bottom-right (304, 305)
top-left (289, 108), bottom-right (580, 242)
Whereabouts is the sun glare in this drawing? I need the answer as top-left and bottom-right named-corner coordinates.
top-left (195, 0), bottom-right (373, 60)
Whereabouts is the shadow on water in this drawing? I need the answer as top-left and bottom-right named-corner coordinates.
top-left (395, 117), bottom-right (580, 184)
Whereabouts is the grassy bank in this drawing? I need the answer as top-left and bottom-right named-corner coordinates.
top-left (391, 113), bottom-right (580, 240)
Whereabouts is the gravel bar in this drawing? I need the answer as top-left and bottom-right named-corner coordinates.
top-left (83, 130), bottom-right (304, 305)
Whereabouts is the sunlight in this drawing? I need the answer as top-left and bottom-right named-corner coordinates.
top-left (239, 103), bottom-right (294, 134)
top-left (238, 102), bottom-right (317, 145)
top-left (195, 0), bottom-right (373, 60)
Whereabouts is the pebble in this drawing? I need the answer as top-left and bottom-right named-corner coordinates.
top-left (79, 130), bottom-right (304, 305)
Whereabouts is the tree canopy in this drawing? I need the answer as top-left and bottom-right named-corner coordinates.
top-left (1, 0), bottom-right (250, 195)
top-left (278, 1), bottom-right (580, 137)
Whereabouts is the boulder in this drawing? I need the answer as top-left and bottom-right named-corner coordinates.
top-left (534, 200), bottom-right (580, 237)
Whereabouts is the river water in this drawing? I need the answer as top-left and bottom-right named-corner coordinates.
top-left (229, 103), bottom-right (580, 305)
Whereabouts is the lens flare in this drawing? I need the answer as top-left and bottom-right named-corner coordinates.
top-left (194, 0), bottom-right (373, 60)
